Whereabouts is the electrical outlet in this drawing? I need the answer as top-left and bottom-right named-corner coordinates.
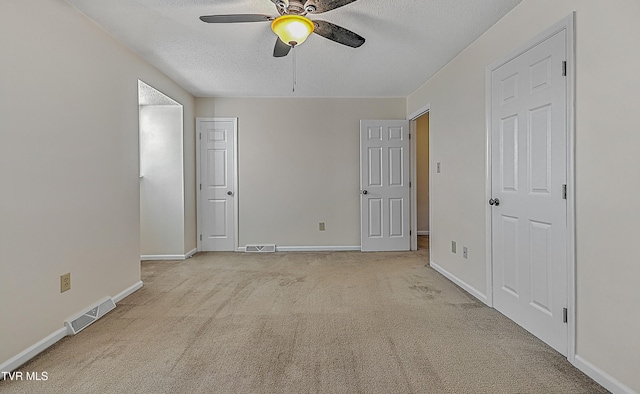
top-left (451, 241), bottom-right (456, 253)
top-left (463, 247), bottom-right (468, 259)
top-left (60, 273), bottom-right (71, 293)
top-left (319, 222), bottom-right (325, 231)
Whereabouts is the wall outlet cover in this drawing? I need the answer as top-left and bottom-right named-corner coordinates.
top-left (60, 273), bottom-right (71, 293)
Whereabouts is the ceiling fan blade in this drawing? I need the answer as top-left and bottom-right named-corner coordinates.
top-left (273, 38), bottom-right (292, 57)
top-left (199, 14), bottom-right (274, 23)
top-left (304, 0), bottom-right (358, 14)
top-left (312, 20), bottom-right (365, 48)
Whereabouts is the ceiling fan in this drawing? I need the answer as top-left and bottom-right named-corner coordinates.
top-left (200, 0), bottom-right (365, 58)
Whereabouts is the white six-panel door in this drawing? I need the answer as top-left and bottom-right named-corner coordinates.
top-left (198, 118), bottom-right (237, 251)
top-left (360, 120), bottom-right (410, 251)
top-left (490, 30), bottom-right (568, 354)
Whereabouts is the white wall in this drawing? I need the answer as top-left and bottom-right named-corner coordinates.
top-left (407, 0), bottom-right (640, 391)
top-left (140, 105), bottom-right (185, 256)
top-left (0, 0), bottom-right (195, 366)
top-left (195, 97), bottom-right (406, 248)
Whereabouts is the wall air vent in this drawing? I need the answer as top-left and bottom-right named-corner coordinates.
top-left (245, 244), bottom-right (276, 253)
top-left (65, 297), bottom-right (116, 335)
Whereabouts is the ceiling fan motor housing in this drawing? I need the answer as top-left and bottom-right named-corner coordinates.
top-left (201, 0), bottom-right (365, 57)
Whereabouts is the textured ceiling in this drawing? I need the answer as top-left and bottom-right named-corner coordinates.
top-left (66, 0), bottom-right (522, 97)
top-left (138, 80), bottom-right (182, 105)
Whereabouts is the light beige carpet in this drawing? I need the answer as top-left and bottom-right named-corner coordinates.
top-left (2, 249), bottom-right (606, 393)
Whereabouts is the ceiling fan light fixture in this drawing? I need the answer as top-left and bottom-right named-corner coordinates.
top-left (271, 15), bottom-right (314, 47)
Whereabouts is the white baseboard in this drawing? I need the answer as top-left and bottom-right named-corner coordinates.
top-left (1, 280), bottom-right (145, 378)
top-left (276, 246), bottom-right (361, 252)
top-left (237, 246), bottom-right (361, 252)
top-left (417, 231), bottom-right (430, 236)
top-left (430, 262), bottom-right (635, 393)
top-left (0, 327), bottom-right (67, 378)
top-left (141, 248), bottom-right (197, 261)
top-left (113, 280), bottom-right (144, 303)
top-left (430, 261), bottom-right (489, 305)
top-left (573, 355), bottom-right (636, 394)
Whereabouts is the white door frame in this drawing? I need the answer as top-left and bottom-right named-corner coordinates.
top-left (485, 14), bottom-right (576, 361)
top-left (196, 117), bottom-right (239, 252)
top-left (408, 104), bottom-right (431, 251)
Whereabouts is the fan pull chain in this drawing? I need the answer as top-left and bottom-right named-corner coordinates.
top-left (292, 46), bottom-right (297, 93)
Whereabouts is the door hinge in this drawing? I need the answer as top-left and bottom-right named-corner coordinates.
top-left (562, 61), bottom-right (567, 76)
top-left (409, 133), bottom-right (411, 140)
top-left (200, 234), bottom-right (202, 241)
top-left (199, 133), bottom-right (202, 140)
top-left (409, 181), bottom-right (412, 188)
top-left (199, 183), bottom-right (202, 190)
top-left (562, 184), bottom-right (567, 200)
top-left (563, 307), bottom-right (568, 323)
top-left (409, 230), bottom-right (412, 236)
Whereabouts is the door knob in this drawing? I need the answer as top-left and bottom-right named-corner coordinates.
top-left (362, 190), bottom-right (368, 195)
top-left (227, 191), bottom-right (233, 196)
top-left (489, 198), bottom-right (500, 206)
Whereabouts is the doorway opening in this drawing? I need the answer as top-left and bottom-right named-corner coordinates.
top-left (415, 113), bottom-right (430, 251)
top-left (409, 104), bottom-right (430, 254)
top-left (138, 80), bottom-right (187, 260)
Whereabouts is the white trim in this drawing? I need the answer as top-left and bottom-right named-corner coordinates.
top-left (196, 117), bottom-right (239, 253)
top-left (408, 103), bottom-right (431, 121)
top-left (564, 13), bottom-right (577, 365)
top-left (232, 119), bottom-right (239, 252)
top-left (277, 246), bottom-right (361, 252)
top-left (430, 261), bottom-right (489, 305)
top-left (428, 112), bottom-right (433, 257)
top-left (113, 281), bottom-right (144, 303)
top-left (484, 58), bottom-right (494, 308)
top-left (140, 250), bottom-right (194, 261)
top-left (237, 246), bottom-right (360, 252)
top-left (241, 245), bottom-right (363, 252)
top-left (0, 281), bottom-right (144, 377)
top-left (573, 355), bottom-right (635, 394)
top-left (196, 118), bottom-right (202, 251)
top-left (417, 231), bottom-right (430, 236)
top-left (485, 13), bottom-right (576, 357)
top-left (0, 328), bottom-right (67, 377)
top-left (410, 119), bottom-right (418, 251)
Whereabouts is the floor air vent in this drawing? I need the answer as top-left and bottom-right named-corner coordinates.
top-left (245, 244), bottom-right (276, 253)
top-left (65, 297), bottom-right (116, 335)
